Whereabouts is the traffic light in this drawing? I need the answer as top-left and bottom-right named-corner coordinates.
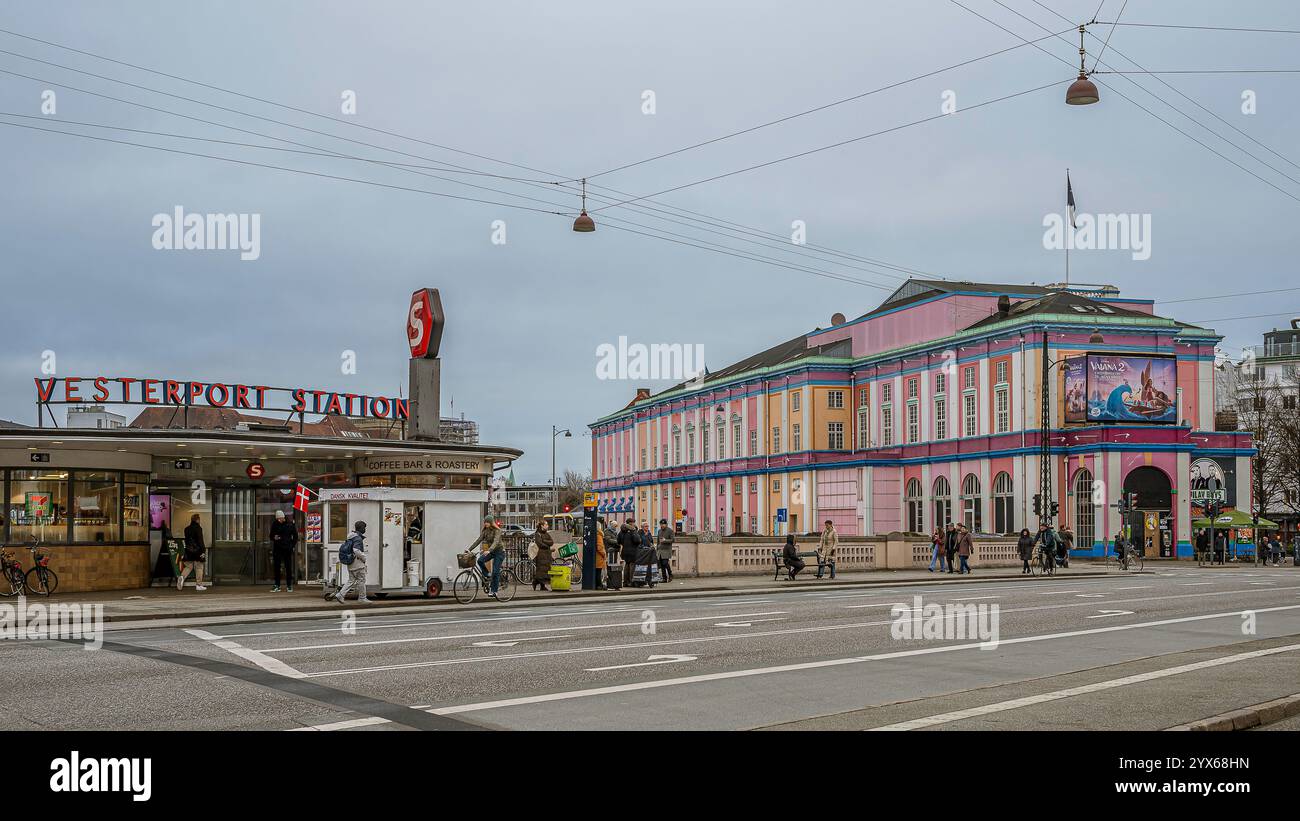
top-left (1127, 492), bottom-right (1138, 511)
top-left (1049, 501), bottom-right (1059, 519)
top-left (562, 503), bottom-right (571, 513)
top-left (1033, 494), bottom-right (1042, 517)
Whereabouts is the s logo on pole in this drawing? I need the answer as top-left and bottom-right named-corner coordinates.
top-left (406, 288), bottom-right (444, 360)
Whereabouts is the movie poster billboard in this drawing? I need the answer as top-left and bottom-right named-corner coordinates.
top-left (1063, 358), bottom-right (1087, 423)
top-left (1085, 354), bottom-right (1177, 424)
top-left (1190, 457), bottom-right (1236, 509)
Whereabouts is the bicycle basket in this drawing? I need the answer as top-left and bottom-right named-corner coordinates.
top-left (457, 552), bottom-right (476, 569)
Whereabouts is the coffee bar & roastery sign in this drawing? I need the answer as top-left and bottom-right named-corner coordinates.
top-left (355, 456), bottom-right (491, 475)
top-left (33, 376), bottom-right (409, 422)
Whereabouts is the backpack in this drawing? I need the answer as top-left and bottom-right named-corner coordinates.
top-left (339, 534), bottom-right (359, 565)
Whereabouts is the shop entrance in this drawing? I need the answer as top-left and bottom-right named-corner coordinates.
top-left (1123, 467), bottom-right (1173, 558)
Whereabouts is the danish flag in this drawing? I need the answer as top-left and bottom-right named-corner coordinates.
top-left (293, 484), bottom-right (315, 513)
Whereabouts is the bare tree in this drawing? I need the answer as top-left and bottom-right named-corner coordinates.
top-left (1235, 365), bottom-right (1290, 535)
top-left (557, 469), bottom-right (591, 512)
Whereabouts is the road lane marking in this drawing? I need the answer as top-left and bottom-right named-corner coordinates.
top-left (422, 605), bottom-right (1300, 716)
top-left (1086, 610), bottom-right (1135, 619)
top-left (868, 642), bottom-right (1300, 731)
top-left (706, 599), bottom-right (772, 606)
top-left (586, 654), bottom-right (697, 672)
top-left (215, 605), bottom-right (658, 639)
top-left (715, 618), bottom-right (786, 627)
top-left (184, 628), bottom-right (306, 679)
top-left (948, 596), bottom-right (1000, 601)
top-left (1037, 590), bottom-right (1080, 595)
top-left (471, 635), bottom-right (573, 647)
top-left (1113, 586), bottom-right (1151, 591)
top-left (1179, 583), bottom-right (1214, 586)
top-left (264, 611), bottom-right (789, 653)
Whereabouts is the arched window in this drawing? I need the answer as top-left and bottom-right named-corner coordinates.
top-left (961, 474), bottom-right (982, 533)
top-left (905, 478), bottom-right (924, 533)
top-left (1074, 468), bottom-right (1095, 548)
top-left (993, 472), bottom-right (1014, 534)
top-left (932, 476), bottom-right (952, 529)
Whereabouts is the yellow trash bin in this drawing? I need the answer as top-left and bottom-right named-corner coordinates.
top-left (548, 565), bottom-right (571, 591)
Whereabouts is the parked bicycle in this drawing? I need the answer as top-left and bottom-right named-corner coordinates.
top-left (1030, 545), bottom-right (1055, 576)
top-left (0, 546), bottom-right (26, 597)
top-left (23, 542), bottom-right (57, 596)
top-left (453, 552), bottom-right (517, 604)
top-left (1106, 544), bottom-right (1144, 572)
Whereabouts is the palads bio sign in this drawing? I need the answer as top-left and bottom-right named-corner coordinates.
top-left (1063, 354), bottom-right (1177, 424)
top-left (34, 377), bottom-right (408, 420)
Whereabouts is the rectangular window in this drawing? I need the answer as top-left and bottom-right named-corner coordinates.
top-left (9, 469), bottom-right (69, 544)
top-left (906, 403), bottom-right (919, 443)
top-left (673, 434), bottom-right (681, 464)
top-left (792, 423), bottom-right (802, 451)
top-left (791, 392), bottom-right (801, 412)
top-left (772, 426), bottom-right (782, 454)
top-left (749, 429), bottom-right (758, 455)
top-left (858, 388), bottom-right (869, 407)
top-left (881, 383), bottom-right (892, 403)
top-left (214, 488), bottom-right (254, 543)
top-left (827, 390), bottom-right (844, 409)
top-left (857, 409), bottom-right (870, 448)
top-left (687, 432), bottom-right (695, 463)
top-left (640, 448), bottom-right (646, 470)
top-left (963, 366), bottom-right (976, 389)
top-left (661, 444), bottom-right (668, 465)
top-left (906, 378), bottom-right (918, 400)
top-left (716, 426), bottom-right (724, 460)
top-left (773, 480), bottom-right (781, 492)
top-left (733, 425), bottom-right (741, 457)
top-left (749, 481), bottom-right (757, 493)
top-left (935, 398), bottom-right (947, 440)
top-left (995, 387), bottom-right (1009, 433)
top-left (881, 406), bottom-right (894, 446)
top-left (703, 428), bottom-right (710, 462)
top-left (123, 472), bottom-right (148, 543)
top-left (73, 471), bottom-right (121, 543)
top-left (964, 393), bottom-right (977, 437)
top-left (828, 422), bottom-right (844, 450)
top-left (935, 372), bottom-right (946, 395)
top-left (996, 360), bottom-right (1008, 384)
top-left (328, 502), bottom-right (350, 542)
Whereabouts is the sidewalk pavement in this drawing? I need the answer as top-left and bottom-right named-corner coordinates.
top-left (31, 563), bottom-right (1114, 626)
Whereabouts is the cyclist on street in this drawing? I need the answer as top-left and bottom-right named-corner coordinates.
top-left (469, 516), bottom-right (505, 596)
top-left (1033, 523), bottom-right (1057, 573)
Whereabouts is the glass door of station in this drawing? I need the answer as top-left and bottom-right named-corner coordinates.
top-left (209, 487), bottom-right (302, 584)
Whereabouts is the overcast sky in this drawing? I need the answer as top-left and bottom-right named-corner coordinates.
top-left (2, 0), bottom-right (1298, 482)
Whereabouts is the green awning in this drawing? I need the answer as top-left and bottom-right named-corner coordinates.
top-left (1191, 510), bottom-right (1278, 529)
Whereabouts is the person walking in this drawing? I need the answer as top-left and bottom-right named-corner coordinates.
top-left (782, 533), bottom-right (805, 580)
top-left (1057, 524), bottom-right (1074, 568)
top-left (944, 522), bottom-right (958, 574)
top-left (531, 519), bottom-right (554, 591)
top-left (655, 519), bottom-right (675, 583)
top-left (177, 513), bottom-right (208, 591)
top-left (929, 526), bottom-right (947, 572)
top-left (269, 509), bottom-right (298, 592)
top-left (594, 520), bottom-right (607, 590)
top-left (956, 523), bottom-right (974, 574)
top-left (816, 520), bottom-right (838, 579)
top-left (1017, 528), bottom-right (1034, 574)
top-left (469, 516), bottom-right (505, 596)
top-left (1035, 523), bottom-right (1058, 573)
top-left (333, 521), bottom-right (371, 603)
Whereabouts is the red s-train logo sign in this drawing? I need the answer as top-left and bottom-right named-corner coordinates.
top-left (406, 288), bottom-right (443, 360)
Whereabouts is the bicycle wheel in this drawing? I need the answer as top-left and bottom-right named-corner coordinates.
top-left (453, 570), bottom-right (479, 604)
top-left (25, 567), bottom-right (56, 596)
top-left (0, 568), bottom-right (24, 597)
top-left (493, 570), bottom-right (517, 602)
top-left (515, 558), bottom-right (535, 583)
top-left (1128, 553), bottom-right (1144, 572)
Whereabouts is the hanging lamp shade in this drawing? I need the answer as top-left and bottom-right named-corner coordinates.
top-left (1089, 328), bottom-right (1105, 344)
top-left (1066, 72), bottom-right (1100, 105)
top-left (573, 209), bottom-right (595, 232)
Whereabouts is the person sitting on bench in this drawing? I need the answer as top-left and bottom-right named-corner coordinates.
top-left (782, 534), bottom-right (805, 580)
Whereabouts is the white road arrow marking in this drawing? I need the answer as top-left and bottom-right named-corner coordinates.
top-left (1086, 610), bottom-right (1134, 619)
top-left (714, 618), bottom-right (786, 627)
top-left (585, 654), bottom-right (698, 672)
top-left (472, 635), bottom-right (573, 647)
top-left (1076, 593), bottom-right (1105, 598)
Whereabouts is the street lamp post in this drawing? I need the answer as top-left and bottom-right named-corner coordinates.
top-left (552, 425), bottom-right (571, 515)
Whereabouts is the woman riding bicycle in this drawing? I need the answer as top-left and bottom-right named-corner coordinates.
top-left (468, 516), bottom-right (505, 596)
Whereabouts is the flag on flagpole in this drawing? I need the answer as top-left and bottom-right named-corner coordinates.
top-left (1067, 172), bottom-right (1078, 229)
top-left (293, 483), bottom-right (316, 513)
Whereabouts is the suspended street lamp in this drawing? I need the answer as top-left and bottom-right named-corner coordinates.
top-left (573, 177), bottom-right (595, 232)
top-left (1065, 25), bottom-right (1100, 106)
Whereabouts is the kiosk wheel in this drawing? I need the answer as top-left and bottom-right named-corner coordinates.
top-left (423, 577), bottom-right (443, 598)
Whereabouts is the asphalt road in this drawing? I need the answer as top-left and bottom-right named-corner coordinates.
top-left (4, 567), bottom-right (1299, 731)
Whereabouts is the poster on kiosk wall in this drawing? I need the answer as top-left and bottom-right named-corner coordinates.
top-left (1085, 354), bottom-right (1177, 424)
top-left (1063, 358), bottom-right (1087, 423)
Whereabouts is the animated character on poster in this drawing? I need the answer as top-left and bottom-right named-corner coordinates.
top-left (1086, 355), bottom-right (1176, 423)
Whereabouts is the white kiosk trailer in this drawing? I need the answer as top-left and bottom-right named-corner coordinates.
top-left (319, 486), bottom-right (483, 599)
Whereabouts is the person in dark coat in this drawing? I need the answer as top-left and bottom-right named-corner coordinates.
top-left (655, 519), bottom-right (675, 582)
top-left (269, 509), bottom-right (298, 592)
top-left (531, 520), bottom-right (554, 591)
top-left (178, 513), bottom-right (208, 591)
top-left (1017, 528), bottom-right (1034, 574)
top-left (956, 524), bottom-right (974, 574)
top-left (944, 522), bottom-right (958, 574)
top-left (782, 534), bottom-right (805, 579)
top-left (618, 519), bottom-right (641, 568)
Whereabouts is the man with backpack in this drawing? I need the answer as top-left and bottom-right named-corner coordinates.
top-left (333, 521), bottom-right (371, 604)
top-left (1034, 523), bottom-right (1058, 573)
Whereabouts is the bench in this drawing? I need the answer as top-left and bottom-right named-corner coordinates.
top-left (771, 550), bottom-right (826, 580)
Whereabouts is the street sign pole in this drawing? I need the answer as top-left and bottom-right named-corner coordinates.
top-left (581, 492), bottom-right (598, 590)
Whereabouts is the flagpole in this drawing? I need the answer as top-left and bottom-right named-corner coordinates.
top-left (1065, 168), bottom-right (1070, 288)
